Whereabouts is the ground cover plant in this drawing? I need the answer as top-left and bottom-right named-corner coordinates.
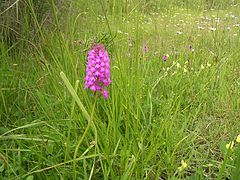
top-left (0, 0), bottom-right (240, 179)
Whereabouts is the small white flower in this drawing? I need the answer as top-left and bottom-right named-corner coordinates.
top-left (183, 68), bottom-right (188, 73)
top-left (207, 63), bottom-right (211, 67)
top-left (177, 31), bottom-right (183, 35)
top-left (176, 63), bottom-right (181, 68)
top-left (209, 27), bottom-right (216, 31)
top-left (198, 26), bottom-right (205, 30)
top-left (201, 64), bottom-right (205, 69)
top-left (233, 24), bottom-right (240, 27)
top-left (117, 30), bottom-right (123, 34)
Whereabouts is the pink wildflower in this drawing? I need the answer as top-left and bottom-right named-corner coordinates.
top-left (85, 44), bottom-right (111, 99)
top-left (143, 44), bottom-right (149, 52)
top-left (162, 54), bottom-right (169, 61)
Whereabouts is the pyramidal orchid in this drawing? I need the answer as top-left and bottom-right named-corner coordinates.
top-left (84, 44), bottom-right (111, 99)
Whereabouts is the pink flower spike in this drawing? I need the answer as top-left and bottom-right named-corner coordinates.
top-left (84, 44), bottom-right (111, 99)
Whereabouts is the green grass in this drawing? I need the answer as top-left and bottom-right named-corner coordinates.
top-left (1, 0), bottom-right (240, 179)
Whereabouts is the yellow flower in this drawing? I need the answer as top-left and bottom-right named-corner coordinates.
top-left (226, 141), bottom-right (234, 150)
top-left (207, 63), bottom-right (211, 67)
top-left (236, 134), bottom-right (240, 143)
top-left (181, 160), bottom-right (187, 169)
top-left (178, 160), bottom-right (187, 172)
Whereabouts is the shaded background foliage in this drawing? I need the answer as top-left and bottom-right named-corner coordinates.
top-left (0, 0), bottom-right (64, 46)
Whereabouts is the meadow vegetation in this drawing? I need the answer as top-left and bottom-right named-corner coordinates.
top-left (0, 0), bottom-right (240, 179)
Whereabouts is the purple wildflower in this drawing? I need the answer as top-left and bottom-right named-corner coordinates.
top-left (143, 44), bottom-right (149, 52)
top-left (85, 44), bottom-right (111, 99)
top-left (162, 54), bottom-right (169, 61)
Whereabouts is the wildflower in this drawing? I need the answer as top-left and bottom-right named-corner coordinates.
top-left (226, 141), bottom-right (234, 150)
top-left (162, 54), bottom-right (169, 61)
top-left (201, 64), bottom-right (205, 69)
top-left (198, 26), bottom-right (205, 30)
top-left (178, 160), bottom-right (188, 172)
top-left (177, 31), bottom-right (183, 35)
top-left (176, 63), bottom-right (181, 68)
top-left (143, 44), bottom-right (149, 52)
top-left (236, 134), bottom-right (240, 143)
top-left (85, 44), bottom-right (111, 99)
top-left (209, 27), bottom-right (216, 31)
top-left (207, 63), bottom-right (211, 67)
top-left (233, 24), bottom-right (240, 27)
top-left (183, 68), bottom-right (188, 73)
top-left (117, 30), bottom-right (123, 34)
